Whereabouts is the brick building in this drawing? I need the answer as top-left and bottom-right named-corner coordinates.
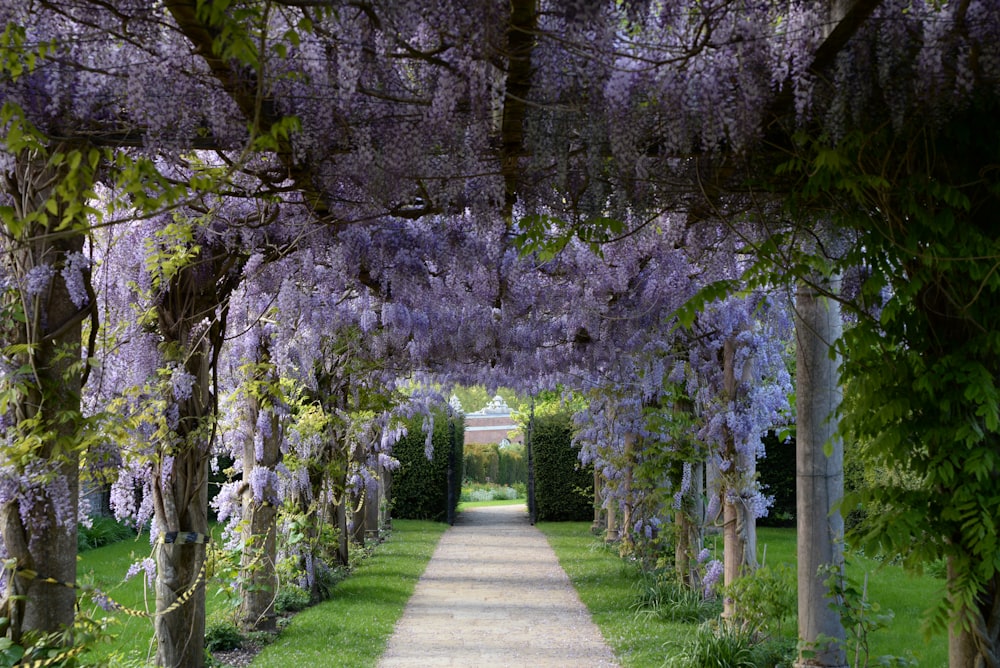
top-left (454, 395), bottom-right (522, 446)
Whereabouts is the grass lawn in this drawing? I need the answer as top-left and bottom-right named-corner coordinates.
top-left (76, 531), bottom-right (167, 666)
top-left (250, 519), bottom-right (446, 667)
top-left (75, 519), bottom-right (446, 667)
top-left (539, 523), bottom-right (948, 668)
top-left (540, 522), bottom-right (687, 666)
top-left (457, 498), bottom-right (525, 509)
top-left (75, 516), bottom-right (946, 667)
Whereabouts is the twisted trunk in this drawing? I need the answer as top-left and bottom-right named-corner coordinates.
top-left (239, 360), bottom-right (281, 632)
top-left (152, 247), bottom-right (243, 667)
top-left (0, 146), bottom-right (89, 643)
top-left (721, 336), bottom-right (758, 619)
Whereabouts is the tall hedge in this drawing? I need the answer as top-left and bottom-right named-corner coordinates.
top-left (496, 446), bottom-right (526, 486)
top-left (391, 408), bottom-right (464, 522)
top-left (532, 410), bottom-right (593, 521)
top-left (464, 443), bottom-right (527, 485)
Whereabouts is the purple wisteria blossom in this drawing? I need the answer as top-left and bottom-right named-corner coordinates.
top-left (60, 251), bottom-right (91, 308)
top-left (702, 560), bottom-right (725, 598)
top-left (23, 264), bottom-right (55, 297)
top-left (125, 558), bottom-right (157, 589)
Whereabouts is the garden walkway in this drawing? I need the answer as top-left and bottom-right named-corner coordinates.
top-left (377, 503), bottom-right (620, 667)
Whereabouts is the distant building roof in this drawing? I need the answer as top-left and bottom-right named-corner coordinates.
top-left (463, 395), bottom-right (520, 445)
top-left (467, 395), bottom-right (511, 417)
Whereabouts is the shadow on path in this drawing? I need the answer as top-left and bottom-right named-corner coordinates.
top-left (377, 504), bottom-right (619, 667)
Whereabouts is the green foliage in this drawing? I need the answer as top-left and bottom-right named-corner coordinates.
top-left (514, 212), bottom-right (626, 261)
top-left (817, 565), bottom-right (918, 668)
top-left (532, 409), bottom-right (593, 522)
top-left (630, 573), bottom-right (721, 623)
top-left (673, 279), bottom-right (740, 330)
top-left (0, 612), bottom-right (114, 667)
top-left (143, 218), bottom-right (201, 292)
top-left (771, 94), bottom-right (1000, 646)
top-left (204, 620), bottom-right (243, 652)
top-left (665, 622), bottom-right (758, 668)
top-left (313, 561), bottom-right (349, 602)
top-left (448, 385), bottom-right (523, 414)
top-left (272, 505), bottom-right (342, 600)
top-left (463, 442), bottom-right (526, 485)
top-left (628, 388), bottom-right (705, 565)
top-left (460, 482), bottom-right (524, 502)
top-left (748, 637), bottom-right (797, 667)
top-left (0, 23), bottom-right (55, 82)
top-left (78, 516), bottom-right (138, 552)
top-left (497, 445), bottom-right (527, 486)
top-left (274, 586), bottom-right (311, 614)
top-left (724, 563), bottom-right (796, 637)
top-left (391, 408), bottom-right (463, 521)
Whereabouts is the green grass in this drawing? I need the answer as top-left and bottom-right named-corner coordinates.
top-left (76, 525), bottom-right (237, 666)
top-left (539, 522), bottom-right (685, 666)
top-left (76, 531), bottom-right (164, 666)
top-left (459, 482), bottom-right (525, 504)
top-left (457, 498), bottom-right (525, 509)
top-left (539, 523), bottom-right (948, 668)
top-left (249, 519), bottom-right (446, 667)
top-left (75, 520), bottom-right (446, 667)
top-left (74, 519), bottom-right (947, 667)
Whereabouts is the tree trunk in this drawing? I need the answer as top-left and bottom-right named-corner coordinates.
top-left (153, 401), bottom-right (211, 668)
top-left (153, 415), bottom-right (210, 668)
top-left (0, 146), bottom-right (88, 643)
top-left (379, 467), bottom-right (392, 530)
top-left (605, 500), bottom-right (619, 543)
top-left (722, 498), bottom-right (742, 617)
top-left (239, 371), bottom-right (280, 633)
top-left (364, 471), bottom-right (381, 542)
top-left (335, 492), bottom-right (349, 566)
top-left (619, 431), bottom-right (637, 556)
top-left (675, 461), bottom-right (705, 590)
top-left (794, 280), bottom-right (848, 668)
top-left (239, 492), bottom-right (278, 632)
top-left (154, 512), bottom-right (208, 668)
top-left (948, 563), bottom-right (1000, 668)
top-left (721, 337), bottom-right (758, 618)
top-left (151, 246), bottom-right (242, 667)
top-left (591, 469), bottom-right (604, 533)
top-left (350, 487), bottom-right (366, 545)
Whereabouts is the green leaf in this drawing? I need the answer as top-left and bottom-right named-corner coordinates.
top-left (672, 279), bottom-right (739, 330)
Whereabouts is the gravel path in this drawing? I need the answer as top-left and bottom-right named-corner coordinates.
top-left (377, 503), bottom-right (620, 667)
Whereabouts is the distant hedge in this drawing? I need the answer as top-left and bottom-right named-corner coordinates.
top-left (391, 408), bottom-right (464, 522)
top-left (757, 431), bottom-right (795, 527)
top-left (532, 410), bottom-right (593, 521)
top-left (464, 442), bottom-right (527, 486)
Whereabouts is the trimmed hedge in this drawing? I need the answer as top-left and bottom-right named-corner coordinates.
top-left (532, 410), bottom-right (593, 521)
top-left (391, 408), bottom-right (464, 522)
top-left (464, 443), bottom-right (527, 486)
top-left (757, 431), bottom-right (795, 527)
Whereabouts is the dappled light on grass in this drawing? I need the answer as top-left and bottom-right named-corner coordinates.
top-left (541, 523), bottom-right (947, 668)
